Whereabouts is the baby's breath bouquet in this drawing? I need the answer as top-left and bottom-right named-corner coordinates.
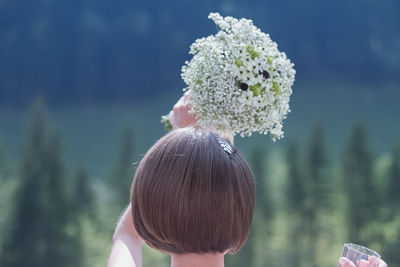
top-left (162, 12), bottom-right (295, 140)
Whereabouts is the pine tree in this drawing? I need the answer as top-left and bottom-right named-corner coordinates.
top-left (286, 141), bottom-right (306, 267)
top-left (251, 144), bottom-right (272, 221)
top-left (382, 147), bottom-right (400, 266)
top-left (0, 138), bottom-right (5, 179)
top-left (1, 100), bottom-right (49, 267)
top-left (304, 125), bottom-right (328, 267)
top-left (387, 147), bottom-right (400, 213)
top-left (235, 142), bottom-right (271, 267)
top-left (287, 141), bottom-right (306, 212)
top-left (111, 125), bottom-right (135, 208)
top-left (42, 133), bottom-right (79, 266)
top-left (0, 100), bottom-right (82, 267)
top-left (343, 123), bottom-right (376, 244)
top-left (307, 125), bottom-right (329, 209)
top-left (75, 164), bottom-right (95, 217)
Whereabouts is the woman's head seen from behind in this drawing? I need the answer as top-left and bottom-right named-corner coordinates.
top-left (131, 128), bottom-right (255, 255)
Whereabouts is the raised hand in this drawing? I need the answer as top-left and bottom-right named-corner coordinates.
top-left (169, 91), bottom-right (234, 144)
top-left (169, 91), bottom-right (198, 130)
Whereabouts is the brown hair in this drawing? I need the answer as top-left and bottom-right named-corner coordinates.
top-left (131, 127), bottom-right (255, 254)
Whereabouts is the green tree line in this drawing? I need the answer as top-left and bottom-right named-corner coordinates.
top-left (0, 101), bottom-right (399, 267)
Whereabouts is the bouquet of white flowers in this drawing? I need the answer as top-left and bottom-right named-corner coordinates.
top-left (162, 12), bottom-right (296, 140)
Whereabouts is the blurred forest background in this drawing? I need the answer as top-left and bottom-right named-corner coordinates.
top-left (0, 0), bottom-right (399, 266)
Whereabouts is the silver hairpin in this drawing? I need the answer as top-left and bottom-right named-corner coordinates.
top-left (217, 137), bottom-right (233, 155)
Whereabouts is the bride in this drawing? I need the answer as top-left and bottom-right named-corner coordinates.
top-left (107, 94), bottom-right (387, 267)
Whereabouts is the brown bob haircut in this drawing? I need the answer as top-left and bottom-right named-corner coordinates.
top-left (131, 127), bottom-right (255, 254)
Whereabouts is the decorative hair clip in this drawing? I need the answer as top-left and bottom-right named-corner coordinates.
top-left (217, 137), bottom-right (234, 155)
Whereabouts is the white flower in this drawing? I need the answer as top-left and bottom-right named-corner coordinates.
top-left (180, 12), bottom-right (296, 140)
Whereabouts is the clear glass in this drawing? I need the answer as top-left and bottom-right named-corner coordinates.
top-left (339, 243), bottom-right (381, 267)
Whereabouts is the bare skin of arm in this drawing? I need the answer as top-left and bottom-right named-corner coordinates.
top-left (108, 205), bottom-right (144, 267)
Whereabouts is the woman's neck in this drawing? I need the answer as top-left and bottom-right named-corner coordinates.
top-left (171, 252), bottom-right (225, 267)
